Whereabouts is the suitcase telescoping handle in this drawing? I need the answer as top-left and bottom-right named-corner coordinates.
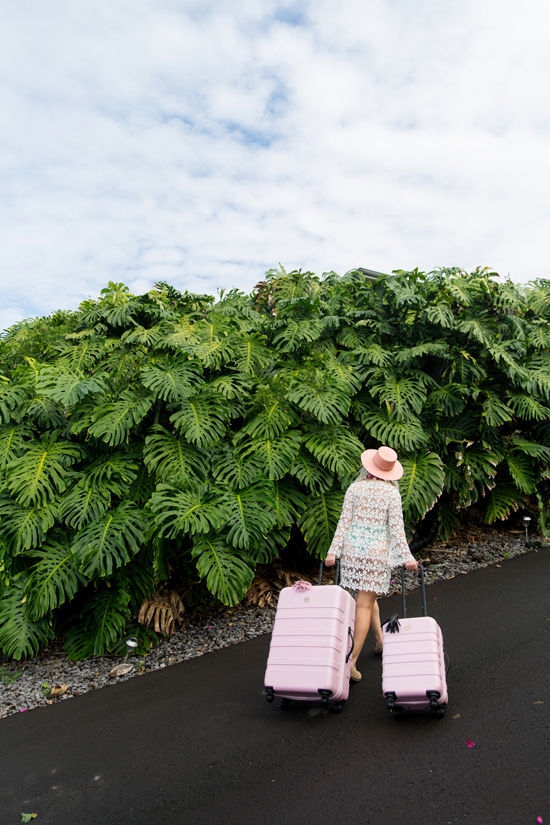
top-left (401, 564), bottom-right (451, 676)
top-left (318, 561), bottom-right (354, 663)
top-left (401, 563), bottom-right (428, 618)
top-left (317, 558), bottom-right (341, 586)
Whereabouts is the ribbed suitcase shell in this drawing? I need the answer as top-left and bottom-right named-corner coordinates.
top-left (382, 615), bottom-right (448, 712)
top-left (382, 565), bottom-right (448, 715)
top-left (264, 583), bottom-right (355, 706)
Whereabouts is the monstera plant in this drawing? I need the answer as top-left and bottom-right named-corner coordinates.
top-left (0, 269), bottom-right (548, 660)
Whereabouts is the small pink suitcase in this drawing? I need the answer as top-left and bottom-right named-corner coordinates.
top-left (382, 565), bottom-right (448, 717)
top-left (264, 563), bottom-right (355, 711)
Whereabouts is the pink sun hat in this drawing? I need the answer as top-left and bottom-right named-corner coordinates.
top-left (361, 446), bottom-right (403, 481)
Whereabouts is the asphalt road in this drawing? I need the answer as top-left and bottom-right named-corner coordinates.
top-left (2, 548), bottom-right (549, 825)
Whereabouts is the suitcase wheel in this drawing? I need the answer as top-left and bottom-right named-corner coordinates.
top-left (427, 691), bottom-right (441, 711)
top-left (265, 686), bottom-right (275, 703)
top-left (318, 689), bottom-right (332, 707)
top-left (385, 692), bottom-right (397, 712)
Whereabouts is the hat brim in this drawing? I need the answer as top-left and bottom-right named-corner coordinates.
top-left (361, 449), bottom-right (404, 481)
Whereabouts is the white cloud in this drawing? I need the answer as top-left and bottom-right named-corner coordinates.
top-left (1, 0), bottom-right (549, 333)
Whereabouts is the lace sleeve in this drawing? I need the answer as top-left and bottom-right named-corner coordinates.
top-left (387, 486), bottom-right (415, 567)
top-left (327, 487), bottom-right (354, 559)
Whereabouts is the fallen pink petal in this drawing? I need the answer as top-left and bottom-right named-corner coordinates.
top-left (536, 817), bottom-right (543, 824)
top-left (465, 739), bottom-right (476, 748)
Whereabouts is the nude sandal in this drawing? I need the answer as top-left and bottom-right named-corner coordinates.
top-left (350, 664), bottom-right (362, 682)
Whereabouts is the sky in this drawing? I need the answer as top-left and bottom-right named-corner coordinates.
top-left (1, 0), bottom-right (550, 333)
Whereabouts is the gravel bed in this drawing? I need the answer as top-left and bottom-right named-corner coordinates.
top-left (0, 529), bottom-right (545, 719)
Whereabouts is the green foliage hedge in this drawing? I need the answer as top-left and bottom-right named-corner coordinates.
top-left (0, 267), bottom-right (549, 659)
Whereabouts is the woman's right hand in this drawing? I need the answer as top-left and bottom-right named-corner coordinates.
top-left (405, 559), bottom-right (419, 571)
top-left (325, 553), bottom-right (336, 567)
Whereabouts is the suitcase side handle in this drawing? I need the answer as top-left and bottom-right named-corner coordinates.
top-left (345, 626), bottom-right (354, 664)
top-left (401, 563), bottom-right (428, 618)
top-left (318, 558), bottom-right (341, 585)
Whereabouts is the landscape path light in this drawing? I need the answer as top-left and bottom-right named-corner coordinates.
top-left (125, 637), bottom-right (138, 659)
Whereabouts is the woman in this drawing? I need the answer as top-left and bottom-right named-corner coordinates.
top-left (325, 445), bottom-right (418, 682)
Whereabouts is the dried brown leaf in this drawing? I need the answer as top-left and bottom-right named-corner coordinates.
top-left (50, 684), bottom-right (69, 698)
top-left (138, 590), bottom-right (185, 636)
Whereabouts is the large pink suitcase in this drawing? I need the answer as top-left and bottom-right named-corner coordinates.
top-left (264, 565), bottom-right (355, 711)
top-left (382, 565), bottom-right (448, 717)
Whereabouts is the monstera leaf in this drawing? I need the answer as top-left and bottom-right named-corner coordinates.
top-left (59, 485), bottom-right (111, 530)
top-left (143, 425), bottom-right (208, 484)
top-left (24, 537), bottom-right (87, 620)
top-left (0, 575), bottom-right (55, 660)
top-left (64, 586), bottom-right (132, 659)
top-left (71, 501), bottom-right (147, 578)
top-left (236, 430), bottom-right (302, 481)
top-left (484, 482), bottom-right (523, 524)
top-left (139, 360), bottom-right (203, 403)
top-left (298, 489), bottom-right (345, 558)
top-left (169, 391), bottom-right (230, 448)
top-left (400, 451), bottom-right (446, 524)
top-left (359, 409), bottom-right (428, 452)
top-left (211, 441), bottom-right (264, 490)
top-left (0, 422), bottom-right (32, 470)
top-left (303, 424), bottom-right (364, 478)
top-left (286, 379), bottom-right (351, 425)
top-left (191, 537), bottom-right (255, 606)
top-left (5, 434), bottom-right (83, 507)
top-left (36, 365), bottom-right (106, 406)
top-left (218, 481), bottom-right (277, 552)
top-left (149, 483), bottom-right (228, 538)
top-left (0, 495), bottom-right (56, 554)
top-left (88, 393), bottom-right (153, 446)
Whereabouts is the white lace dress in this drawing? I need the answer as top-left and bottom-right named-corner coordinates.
top-left (327, 479), bottom-right (415, 594)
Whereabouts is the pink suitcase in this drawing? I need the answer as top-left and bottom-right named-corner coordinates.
top-left (382, 565), bottom-right (448, 717)
top-left (264, 563), bottom-right (355, 711)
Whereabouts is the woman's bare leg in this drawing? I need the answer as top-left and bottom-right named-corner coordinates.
top-left (371, 599), bottom-right (383, 652)
top-left (352, 590), bottom-right (377, 668)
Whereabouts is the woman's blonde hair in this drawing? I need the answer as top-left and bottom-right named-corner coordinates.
top-left (354, 465), bottom-right (399, 488)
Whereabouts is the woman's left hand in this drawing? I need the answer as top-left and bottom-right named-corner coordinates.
top-left (405, 559), bottom-right (419, 571)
